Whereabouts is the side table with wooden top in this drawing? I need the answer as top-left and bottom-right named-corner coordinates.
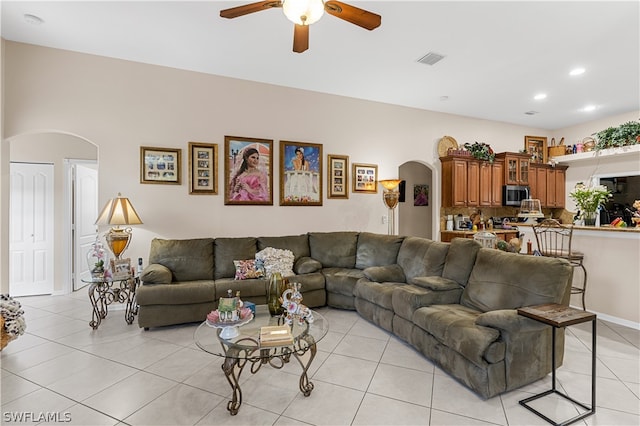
top-left (517, 303), bottom-right (596, 426)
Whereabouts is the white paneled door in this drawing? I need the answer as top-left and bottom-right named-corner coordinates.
top-left (10, 163), bottom-right (55, 296)
top-left (74, 163), bottom-right (98, 290)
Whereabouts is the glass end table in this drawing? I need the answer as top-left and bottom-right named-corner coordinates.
top-left (194, 305), bottom-right (329, 415)
top-left (82, 275), bottom-right (139, 329)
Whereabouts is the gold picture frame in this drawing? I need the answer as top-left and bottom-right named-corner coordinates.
top-left (224, 136), bottom-right (273, 205)
top-left (140, 146), bottom-right (182, 184)
top-left (352, 163), bottom-right (378, 194)
top-left (327, 154), bottom-right (349, 199)
top-left (188, 142), bottom-right (218, 195)
top-left (524, 136), bottom-right (548, 164)
top-left (279, 140), bottom-right (323, 206)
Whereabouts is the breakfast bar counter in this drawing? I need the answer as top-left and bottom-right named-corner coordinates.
top-left (440, 229), bottom-right (520, 243)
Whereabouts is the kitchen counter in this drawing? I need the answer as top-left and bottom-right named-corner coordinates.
top-left (514, 223), bottom-right (640, 234)
top-left (440, 229), bottom-right (520, 243)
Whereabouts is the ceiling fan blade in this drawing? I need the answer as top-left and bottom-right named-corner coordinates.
top-left (324, 1), bottom-right (381, 30)
top-left (220, 1), bottom-right (282, 19)
top-left (293, 24), bottom-right (309, 53)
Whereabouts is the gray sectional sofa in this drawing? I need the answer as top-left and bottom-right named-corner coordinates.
top-left (137, 231), bottom-right (573, 399)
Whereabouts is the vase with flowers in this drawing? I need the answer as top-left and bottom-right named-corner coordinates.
top-left (569, 182), bottom-right (612, 226)
top-left (87, 237), bottom-right (109, 280)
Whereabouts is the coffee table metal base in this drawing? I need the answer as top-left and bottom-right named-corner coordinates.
top-left (221, 334), bottom-right (317, 415)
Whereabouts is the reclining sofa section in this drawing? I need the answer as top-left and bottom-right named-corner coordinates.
top-left (136, 231), bottom-right (573, 399)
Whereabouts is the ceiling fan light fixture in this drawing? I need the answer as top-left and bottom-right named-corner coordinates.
top-left (283, 0), bottom-right (325, 25)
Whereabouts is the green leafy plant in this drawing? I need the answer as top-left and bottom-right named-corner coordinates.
top-left (594, 120), bottom-right (640, 150)
top-left (569, 182), bottom-right (612, 213)
top-left (463, 141), bottom-right (495, 163)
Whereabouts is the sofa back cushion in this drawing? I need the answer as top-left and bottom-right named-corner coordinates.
top-left (214, 237), bottom-right (257, 280)
top-left (257, 234), bottom-right (310, 261)
top-left (460, 248), bottom-right (572, 312)
top-left (355, 233), bottom-right (404, 269)
top-left (442, 238), bottom-right (482, 286)
top-left (309, 232), bottom-right (358, 268)
top-left (397, 237), bottom-right (449, 282)
top-left (148, 238), bottom-right (214, 281)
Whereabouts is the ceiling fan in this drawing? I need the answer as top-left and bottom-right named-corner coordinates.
top-left (219, 0), bottom-right (381, 53)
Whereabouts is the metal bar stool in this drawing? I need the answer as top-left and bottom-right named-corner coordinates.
top-left (533, 219), bottom-right (587, 310)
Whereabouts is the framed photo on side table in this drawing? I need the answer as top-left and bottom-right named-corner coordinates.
top-left (280, 141), bottom-right (323, 206)
top-left (524, 136), bottom-right (548, 164)
top-left (140, 146), bottom-right (182, 184)
top-left (352, 163), bottom-right (378, 194)
top-left (327, 154), bottom-right (349, 199)
top-left (224, 136), bottom-right (273, 205)
top-left (111, 258), bottom-right (132, 280)
top-left (188, 142), bottom-right (218, 195)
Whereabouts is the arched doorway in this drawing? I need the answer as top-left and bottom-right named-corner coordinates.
top-left (398, 161), bottom-right (436, 239)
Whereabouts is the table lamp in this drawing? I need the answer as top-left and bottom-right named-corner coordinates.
top-left (379, 179), bottom-right (402, 235)
top-left (95, 193), bottom-right (143, 259)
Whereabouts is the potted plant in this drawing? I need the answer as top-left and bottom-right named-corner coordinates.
top-left (569, 182), bottom-right (612, 226)
top-left (463, 141), bottom-right (495, 163)
top-left (594, 120), bottom-right (640, 151)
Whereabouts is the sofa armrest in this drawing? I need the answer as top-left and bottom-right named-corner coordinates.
top-left (294, 256), bottom-right (323, 274)
top-left (140, 263), bottom-right (173, 284)
top-left (475, 309), bottom-right (548, 333)
top-left (409, 276), bottom-right (460, 291)
top-left (363, 264), bottom-right (406, 283)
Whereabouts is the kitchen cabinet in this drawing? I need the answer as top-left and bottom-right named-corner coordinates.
top-left (495, 152), bottom-right (531, 186)
top-left (441, 156), bottom-right (502, 207)
top-left (530, 164), bottom-right (568, 208)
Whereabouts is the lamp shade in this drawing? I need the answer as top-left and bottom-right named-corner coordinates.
top-left (379, 179), bottom-right (402, 191)
top-left (283, 0), bottom-right (325, 25)
top-left (95, 193), bottom-right (143, 226)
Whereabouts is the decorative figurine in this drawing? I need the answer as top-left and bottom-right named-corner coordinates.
top-left (280, 282), bottom-right (314, 325)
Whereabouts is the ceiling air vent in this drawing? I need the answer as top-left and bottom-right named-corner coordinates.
top-left (524, 111), bottom-right (539, 115)
top-left (417, 52), bottom-right (445, 66)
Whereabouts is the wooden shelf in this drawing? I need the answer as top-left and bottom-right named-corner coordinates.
top-left (552, 144), bottom-right (640, 164)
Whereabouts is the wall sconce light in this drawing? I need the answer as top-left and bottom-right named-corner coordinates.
top-left (379, 179), bottom-right (402, 235)
top-left (95, 193), bottom-right (143, 259)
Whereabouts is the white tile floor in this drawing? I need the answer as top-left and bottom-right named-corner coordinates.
top-left (1, 291), bottom-right (639, 426)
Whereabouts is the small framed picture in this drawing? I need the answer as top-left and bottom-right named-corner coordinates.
top-left (111, 258), bottom-right (132, 280)
top-left (414, 184), bottom-right (429, 206)
top-left (352, 163), bottom-right (378, 194)
top-left (524, 136), bottom-right (548, 164)
top-left (224, 136), bottom-right (273, 205)
top-left (188, 142), bottom-right (218, 195)
top-left (327, 154), bottom-right (349, 199)
top-left (280, 141), bottom-right (323, 206)
top-left (140, 146), bottom-right (182, 184)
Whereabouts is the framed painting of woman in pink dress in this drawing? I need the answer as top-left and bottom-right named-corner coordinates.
top-left (224, 136), bottom-right (273, 205)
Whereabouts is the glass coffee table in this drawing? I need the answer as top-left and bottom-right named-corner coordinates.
top-left (194, 304), bottom-right (329, 415)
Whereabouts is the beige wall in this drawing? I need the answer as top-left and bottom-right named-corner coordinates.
top-left (1, 41), bottom-right (638, 326)
top-left (1, 39), bottom-right (7, 292)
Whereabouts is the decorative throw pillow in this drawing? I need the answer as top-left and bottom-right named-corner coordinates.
top-left (255, 247), bottom-right (295, 278)
top-left (233, 259), bottom-right (265, 280)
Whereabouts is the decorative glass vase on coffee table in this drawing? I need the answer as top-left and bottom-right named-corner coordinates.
top-left (194, 304), bottom-right (328, 415)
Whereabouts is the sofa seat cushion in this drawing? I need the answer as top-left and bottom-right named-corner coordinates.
top-left (137, 281), bottom-right (216, 305)
top-left (355, 232), bottom-right (404, 269)
top-left (412, 304), bottom-right (502, 367)
top-left (214, 278), bottom-right (268, 299)
top-left (291, 272), bottom-right (326, 292)
top-left (148, 238), bottom-right (214, 281)
top-left (309, 232), bottom-right (358, 268)
top-left (323, 267), bottom-right (364, 296)
top-left (354, 278), bottom-right (405, 310)
top-left (461, 248), bottom-right (573, 312)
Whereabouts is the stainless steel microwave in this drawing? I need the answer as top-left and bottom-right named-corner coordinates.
top-left (502, 185), bottom-right (530, 206)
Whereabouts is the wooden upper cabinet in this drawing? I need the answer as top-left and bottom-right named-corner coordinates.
top-left (441, 156), bottom-right (503, 208)
top-left (467, 160), bottom-right (480, 206)
top-left (495, 152), bottom-right (531, 186)
top-left (491, 160), bottom-right (504, 206)
top-left (441, 157), bottom-right (469, 207)
top-left (530, 164), bottom-right (567, 208)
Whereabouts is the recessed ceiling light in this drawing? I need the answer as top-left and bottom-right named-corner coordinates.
top-left (582, 105), bottom-right (597, 112)
top-left (534, 93), bottom-right (547, 100)
top-left (569, 67), bottom-right (585, 76)
top-left (24, 14), bottom-right (44, 25)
